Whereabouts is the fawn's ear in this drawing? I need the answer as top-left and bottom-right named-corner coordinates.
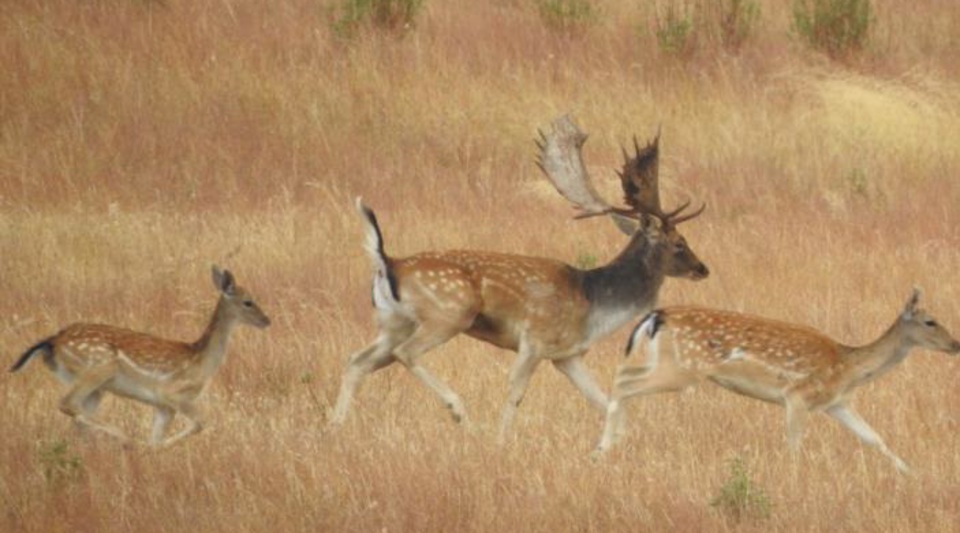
top-left (901, 287), bottom-right (921, 319)
top-left (212, 265), bottom-right (236, 296)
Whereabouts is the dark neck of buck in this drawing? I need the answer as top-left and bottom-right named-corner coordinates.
top-left (580, 229), bottom-right (665, 314)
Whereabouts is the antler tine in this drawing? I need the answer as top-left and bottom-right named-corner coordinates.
top-left (668, 202), bottom-right (706, 226)
top-left (661, 199), bottom-right (692, 220)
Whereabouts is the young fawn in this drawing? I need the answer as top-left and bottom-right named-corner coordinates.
top-left (11, 266), bottom-right (270, 447)
top-left (595, 289), bottom-right (960, 473)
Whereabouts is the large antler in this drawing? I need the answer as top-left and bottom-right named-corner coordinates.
top-left (537, 114), bottom-right (705, 233)
top-left (535, 115), bottom-right (636, 235)
top-left (618, 128), bottom-right (705, 228)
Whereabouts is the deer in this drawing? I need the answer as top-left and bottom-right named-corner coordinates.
top-left (330, 114), bottom-right (710, 441)
top-left (593, 289), bottom-right (960, 473)
top-left (10, 266), bottom-right (270, 447)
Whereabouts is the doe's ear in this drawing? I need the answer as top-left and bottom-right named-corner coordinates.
top-left (901, 287), bottom-right (921, 319)
top-left (212, 265), bottom-right (236, 295)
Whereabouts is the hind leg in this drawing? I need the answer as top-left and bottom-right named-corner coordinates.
top-left (392, 321), bottom-right (472, 425)
top-left (72, 391), bottom-right (104, 435)
top-left (59, 363), bottom-right (130, 443)
top-left (329, 322), bottom-right (414, 426)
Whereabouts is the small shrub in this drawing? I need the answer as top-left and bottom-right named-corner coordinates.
top-left (710, 455), bottom-right (771, 522)
top-left (792, 0), bottom-right (872, 58)
top-left (653, 0), bottom-right (759, 57)
top-left (38, 439), bottom-right (84, 486)
top-left (537, 0), bottom-right (598, 33)
top-left (333, 0), bottom-right (425, 37)
top-left (655, 4), bottom-right (695, 57)
top-left (717, 0), bottom-right (760, 51)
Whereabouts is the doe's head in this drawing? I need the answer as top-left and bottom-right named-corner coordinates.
top-left (213, 265), bottom-right (271, 329)
top-left (899, 288), bottom-right (960, 355)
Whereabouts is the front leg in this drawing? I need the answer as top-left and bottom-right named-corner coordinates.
top-left (826, 404), bottom-right (911, 474)
top-left (150, 406), bottom-right (176, 445)
top-left (784, 394), bottom-right (810, 452)
top-left (498, 348), bottom-right (541, 444)
top-left (552, 353), bottom-right (608, 412)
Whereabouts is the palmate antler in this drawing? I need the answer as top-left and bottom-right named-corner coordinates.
top-left (536, 114), bottom-right (704, 235)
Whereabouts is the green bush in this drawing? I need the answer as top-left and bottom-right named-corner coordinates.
top-left (792, 0), bottom-right (872, 58)
top-left (655, 5), bottom-right (695, 57)
top-left (710, 455), bottom-right (772, 522)
top-left (718, 0), bottom-right (760, 51)
top-left (38, 439), bottom-right (84, 486)
top-left (654, 0), bottom-right (760, 57)
top-left (537, 0), bottom-right (598, 33)
top-left (333, 0), bottom-right (425, 37)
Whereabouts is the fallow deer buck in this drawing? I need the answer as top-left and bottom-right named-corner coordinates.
top-left (10, 266), bottom-right (270, 447)
top-left (330, 115), bottom-right (709, 440)
top-left (594, 289), bottom-right (960, 473)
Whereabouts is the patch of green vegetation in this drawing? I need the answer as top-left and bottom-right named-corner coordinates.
top-left (710, 455), bottom-right (771, 522)
top-left (792, 0), bottom-right (872, 59)
top-left (654, 0), bottom-right (761, 57)
top-left (655, 4), bottom-right (695, 57)
top-left (333, 0), bottom-right (425, 38)
top-left (537, 0), bottom-right (598, 34)
top-left (38, 439), bottom-right (84, 486)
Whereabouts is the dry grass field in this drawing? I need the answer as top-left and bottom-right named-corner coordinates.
top-left (2, 0), bottom-right (960, 531)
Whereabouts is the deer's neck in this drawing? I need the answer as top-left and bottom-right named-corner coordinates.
top-left (191, 298), bottom-right (238, 377)
top-left (580, 232), bottom-right (665, 342)
top-left (842, 319), bottom-right (911, 388)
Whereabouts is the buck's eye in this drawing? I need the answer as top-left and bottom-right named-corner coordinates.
top-left (243, 300), bottom-right (255, 308)
top-left (924, 319), bottom-right (937, 327)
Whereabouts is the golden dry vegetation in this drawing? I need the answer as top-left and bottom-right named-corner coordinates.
top-left (2, 0), bottom-right (960, 531)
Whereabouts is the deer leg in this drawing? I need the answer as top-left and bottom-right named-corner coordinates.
top-left (158, 401), bottom-right (204, 448)
top-left (552, 354), bottom-right (608, 412)
top-left (59, 364), bottom-right (129, 443)
top-left (594, 363), bottom-right (696, 456)
top-left (497, 349), bottom-right (541, 444)
top-left (826, 404), bottom-right (911, 474)
top-left (329, 329), bottom-right (410, 426)
top-left (149, 406), bottom-right (176, 445)
top-left (72, 390), bottom-right (104, 435)
top-left (392, 323), bottom-right (471, 425)
top-left (784, 393), bottom-right (811, 452)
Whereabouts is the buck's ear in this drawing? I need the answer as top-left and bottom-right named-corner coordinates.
top-left (902, 287), bottom-right (921, 318)
top-left (212, 265), bottom-right (236, 295)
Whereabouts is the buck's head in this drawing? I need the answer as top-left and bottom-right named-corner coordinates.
top-left (646, 214), bottom-right (709, 281)
top-left (899, 288), bottom-right (960, 355)
top-left (615, 127), bottom-right (708, 281)
top-left (536, 115), bottom-right (709, 281)
top-left (212, 266), bottom-right (271, 329)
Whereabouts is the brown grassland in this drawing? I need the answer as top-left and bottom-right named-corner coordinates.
top-left (2, 0), bottom-right (960, 531)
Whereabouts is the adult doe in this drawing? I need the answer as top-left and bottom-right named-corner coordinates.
top-left (595, 289), bottom-right (960, 473)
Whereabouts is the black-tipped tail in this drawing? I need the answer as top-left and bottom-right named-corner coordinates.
top-left (355, 198), bottom-right (400, 303)
top-left (11, 339), bottom-right (53, 372)
top-left (625, 311), bottom-right (663, 356)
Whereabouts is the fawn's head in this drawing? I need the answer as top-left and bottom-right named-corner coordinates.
top-left (899, 288), bottom-right (960, 355)
top-left (212, 266), bottom-right (271, 329)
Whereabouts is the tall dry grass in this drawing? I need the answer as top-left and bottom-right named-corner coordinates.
top-left (2, 0), bottom-right (960, 531)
